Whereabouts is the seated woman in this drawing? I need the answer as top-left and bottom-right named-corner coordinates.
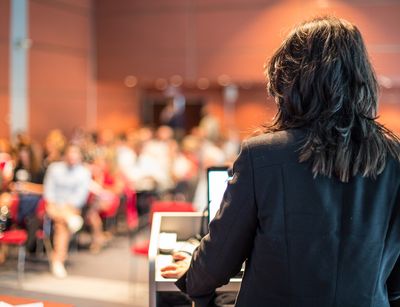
top-left (9, 143), bottom-right (45, 254)
top-left (87, 152), bottom-right (123, 253)
top-left (43, 129), bottom-right (66, 168)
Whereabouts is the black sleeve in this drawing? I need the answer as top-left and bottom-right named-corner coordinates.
top-left (12, 166), bottom-right (19, 182)
top-left (176, 141), bottom-right (258, 306)
top-left (389, 254), bottom-right (400, 304)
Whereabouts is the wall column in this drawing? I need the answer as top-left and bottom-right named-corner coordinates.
top-left (9, 0), bottom-right (29, 137)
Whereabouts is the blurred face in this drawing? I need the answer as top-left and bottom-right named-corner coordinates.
top-left (138, 128), bottom-right (153, 143)
top-left (157, 126), bottom-right (173, 141)
top-left (19, 148), bottom-right (30, 167)
top-left (65, 146), bottom-right (82, 166)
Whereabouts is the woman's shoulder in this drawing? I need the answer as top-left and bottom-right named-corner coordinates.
top-left (385, 153), bottom-right (400, 174)
top-left (242, 129), bottom-right (306, 168)
top-left (245, 128), bottom-right (306, 150)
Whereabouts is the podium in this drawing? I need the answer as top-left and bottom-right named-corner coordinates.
top-left (148, 212), bottom-right (241, 307)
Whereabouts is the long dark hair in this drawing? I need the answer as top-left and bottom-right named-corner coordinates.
top-left (265, 16), bottom-right (400, 182)
top-left (15, 143), bottom-right (42, 176)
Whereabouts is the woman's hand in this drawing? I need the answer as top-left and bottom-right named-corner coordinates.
top-left (160, 252), bottom-right (191, 279)
top-left (8, 182), bottom-right (20, 192)
top-left (172, 251), bottom-right (190, 262)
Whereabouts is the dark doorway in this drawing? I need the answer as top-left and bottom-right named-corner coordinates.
top-left (141, 95), bottom-right (204, 134)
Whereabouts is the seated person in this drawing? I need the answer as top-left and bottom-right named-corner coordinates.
top-left (86, 153), bottom-right (122, 253)
top-left (9, 143), bottom-right (45, 254)
top-left (43, 144), bottom-right (91, 278)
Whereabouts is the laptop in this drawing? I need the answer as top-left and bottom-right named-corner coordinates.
top-left (207, 166), bottom-right (232, 224)
top-left (206, 166), bottom-right (244, 278)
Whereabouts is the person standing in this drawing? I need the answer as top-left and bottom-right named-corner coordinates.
top-left (161, 16), bottom-right (400, 307)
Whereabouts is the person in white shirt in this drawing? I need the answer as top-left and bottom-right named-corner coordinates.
top-left (43, 144), bottom-right (91, 278)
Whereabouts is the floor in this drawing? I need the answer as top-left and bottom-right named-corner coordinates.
top-left (0, 231), bottom-right (150, 307)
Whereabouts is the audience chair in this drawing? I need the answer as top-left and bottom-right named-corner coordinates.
top-left (0, 229), bottom-right (27, 286)
top-left (34, 199), bottom-right (53, 261)
top-left (0, 195), bottom-right (28, 286)
top-left (99, 194), bottom-right (120, 232)
top-left (124, 187), bottom-right (139, 234)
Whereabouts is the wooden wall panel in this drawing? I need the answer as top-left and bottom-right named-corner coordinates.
top-left (30, 50), bottom-right (88, 91)
top-left (96, 7), bottom-right (187, 80)
top-left (30, 0), bottom-right (90, 50)
top-left (3, 0), bottom-right (400, 140)
top-left (194, 1), bottom-right (300, 80)
top-left (0, 0), bottom-right (10, 138)
top-left (53, 0), bottom-right (92, 10)
top-left (95, 0), bottom-right (400, 136)
top-left (96, 0), bottom-right (400, 81)
top-left (0, 0), bottom-right (10, 39)
top-left (29, 49), bottom-right (88, 137)
top-left (29, 0), bottom-right (94, 141)
top-left (303, 0), bottom-right (400, 81)
top-left (96, 81), bottom-right (139, 133)
top-left (0, 94), bottom-right (9, 139)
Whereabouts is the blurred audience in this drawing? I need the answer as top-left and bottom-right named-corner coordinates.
top-left (199, 105), bottom-right (220, 143)
top-left (0, 117), bottom-right (240, 277)
top-left (0, 139), bottom-right (13, 189)
top-left (43, 129), bottom-right (66, 168)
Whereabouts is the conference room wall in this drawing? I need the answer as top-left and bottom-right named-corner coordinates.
top-left (1, 0), bottom-right (399, 141)
top-left (28, 0), bottom-right (95, 141)
top-left (96, 80), bottom-right (140, 133)
top-left (0, 0), bottom-right (10, 139)
top-left (95, 0), bottom-right (400, 136)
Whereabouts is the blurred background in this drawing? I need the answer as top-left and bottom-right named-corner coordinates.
top-left (0, 0), bottom-right (399, 306)
top-left (1, 0), bottom-right (400, 141)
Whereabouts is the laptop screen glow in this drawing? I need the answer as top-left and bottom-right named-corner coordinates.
top-left (207, 167), bottom-right (231, 223)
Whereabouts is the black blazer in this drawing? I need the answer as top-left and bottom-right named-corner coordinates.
top-left (176, 129), bottom-right (400, 307)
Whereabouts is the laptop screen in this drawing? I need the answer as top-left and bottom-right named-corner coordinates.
top-left (207, 166), bottom-right (232, 223)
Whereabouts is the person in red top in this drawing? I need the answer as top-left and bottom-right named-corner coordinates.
top-left (87, 152), bottom-right (123, 253)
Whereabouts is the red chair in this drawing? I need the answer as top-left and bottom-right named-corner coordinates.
top-left (0, 195), bottom-right (28, 286)
top-left (149, 201), bottom-right (195, 222)
top-left (0, 230), bottom-right (27, 283)
top-left (99, 193), bottom-right (120, 231)
top-left (124, 187), bottom-right (138, 232)
top-left (34, 199), bottom-right (53, 260)
top-left (130, 240), bottom-right (150, 256)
